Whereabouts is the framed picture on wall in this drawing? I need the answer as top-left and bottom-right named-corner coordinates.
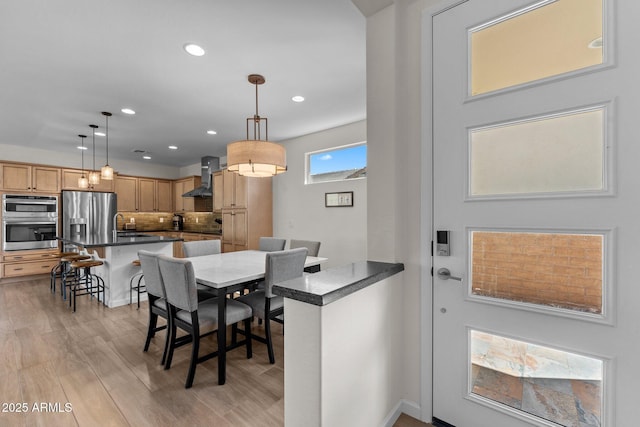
top-left (325, 191), bottom-right (354, 207)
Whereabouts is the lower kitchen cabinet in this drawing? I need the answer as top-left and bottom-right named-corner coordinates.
top-left (222, 210), bottom-right (248, 252)
top-left (1, 249), bottom-right (59, 279)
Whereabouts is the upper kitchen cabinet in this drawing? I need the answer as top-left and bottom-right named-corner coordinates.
top-left (0, 163), bottom-right (60, 193)
top-left (213, 171), bottom-right (223, 211)
top-left (116, 175), bottom-right (173, 212)
top-left (114, 175), bottom-right (139, 211)
top-left (174, 176), bottom-right (210, 213)
top-left (139, 178), bottom-right (172, 212)
top-left (61, 168), bottom-right (114, 192)
top-left (221, 169), bottom-right (248, 209)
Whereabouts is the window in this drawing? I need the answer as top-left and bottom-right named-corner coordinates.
top-left (305, 143), bottom-right (367, 184)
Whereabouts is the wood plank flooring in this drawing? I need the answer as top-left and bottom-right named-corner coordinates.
top-left (0, 276), bottom-right (430, 427)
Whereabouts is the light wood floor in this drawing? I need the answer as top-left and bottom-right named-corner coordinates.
top-left (0, 276), bottom-right (431, 427)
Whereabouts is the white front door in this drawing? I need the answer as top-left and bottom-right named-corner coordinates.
top-left (431, 0), bottom-right (640, 426)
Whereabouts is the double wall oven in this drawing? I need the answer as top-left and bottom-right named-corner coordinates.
top-left (2, 194), bottom-right (58, 251)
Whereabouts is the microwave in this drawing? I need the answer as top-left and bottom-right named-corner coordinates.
top-left (2, 194), bottom-right (58, 251)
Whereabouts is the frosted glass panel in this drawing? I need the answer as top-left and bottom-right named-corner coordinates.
top-left (470, 0), bottom-right (603, 95)
top-left (470, 330), bottom-right (603, 427)
top-left (469, 108), bottom-right (604, 197)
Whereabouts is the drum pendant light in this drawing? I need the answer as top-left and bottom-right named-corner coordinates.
top-left (88, 124), bottom-right (101, 186)
top-left (226, 74), bottom-right (286, 177)
top-left (101, 111), bottom-right (114, 180)
top-left (77, 134), bottom-right (89, 189)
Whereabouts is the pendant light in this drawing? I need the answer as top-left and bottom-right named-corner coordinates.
top-left (77, 134), bottom-right (89, 189)
top-left (88, 124), bottom-right (101, 186)
top-left (226, 74), bottom-right (286, 177)
top-left (101, 111), bottom-right (114, 180)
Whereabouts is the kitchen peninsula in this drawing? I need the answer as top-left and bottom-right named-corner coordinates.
top-left (58, 233), bottom-right (183, 307)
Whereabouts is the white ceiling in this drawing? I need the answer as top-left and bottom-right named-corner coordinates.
top-left (0, 0), bottom-right (366, 167)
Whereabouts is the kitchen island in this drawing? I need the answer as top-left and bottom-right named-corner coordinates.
top-left (57, 233), bottom-right (183, 307)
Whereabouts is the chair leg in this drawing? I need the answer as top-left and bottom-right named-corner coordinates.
top-left (185, 330), bottom-right (199, 389)
top-left (165, 322), bottom-right (177, 370)
top-left (231, 323), bottom-right (238, 344)
top-left (265, 316), bottom-right (275, 364)
top-left (160, 318), bottom-right (171, 367)
top-left (144, 312), bottom-right (158, 352)
top-left (244, 318), bottom-right (253, 359)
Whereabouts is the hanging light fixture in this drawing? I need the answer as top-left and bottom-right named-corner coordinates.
top-left (226, 74), bottom-right (286, 177)
top-left (101, 111), bottom-right (114, 180)
top-left (77, 134), bottom-right (89, 189)
top-left (88, 124), bottom-right (101, 186)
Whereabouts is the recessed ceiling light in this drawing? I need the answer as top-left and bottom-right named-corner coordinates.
top-left (168, 145), bottom-right (178, 150)
top-left (184, 43), bottom-right (205, 57)
top-left (292, 95), bottom-right (305, 103)
top-left (95, 131), bottom-right (106, 137)
top-left (121, 108), bottom-right (136, 115)
top-left (143, 155), bottom-right (151, 160)
top-left (207, 130), bottom-right (217, 135)
top-left (77, 146), bottom-right (88, 150)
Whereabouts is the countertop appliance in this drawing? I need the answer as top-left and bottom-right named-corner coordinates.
top-left (61, 191), bottom-right (117, 243)
top-left (2, 194), bottom-right (58, 251)
top-left (172, 214), bottom-right (184, 231)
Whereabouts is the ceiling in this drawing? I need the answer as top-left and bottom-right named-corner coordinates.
top-left (0, 0), bottom-right (366, 168)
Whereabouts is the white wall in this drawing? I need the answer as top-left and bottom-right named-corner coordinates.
top-left (272, 121), bottom-right (367, 269)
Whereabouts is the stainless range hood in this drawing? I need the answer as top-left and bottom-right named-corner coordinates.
top-left (182, 156), bottom-right (220, 197)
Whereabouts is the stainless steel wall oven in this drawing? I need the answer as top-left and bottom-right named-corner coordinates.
top-left (2, 194), bottom-right (58, 251)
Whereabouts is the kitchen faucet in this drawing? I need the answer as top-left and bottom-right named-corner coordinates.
top-left (113, 213), bottom-right (125, 240)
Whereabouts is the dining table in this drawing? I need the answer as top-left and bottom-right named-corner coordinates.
top-left (187, 249), bottom-right (327, 385)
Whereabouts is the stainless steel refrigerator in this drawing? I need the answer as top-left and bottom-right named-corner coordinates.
top-left (61, 191), bottom-right (117, 242)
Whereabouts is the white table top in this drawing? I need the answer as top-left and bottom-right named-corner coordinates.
top-left (188, 250), bottom-right (327, 290)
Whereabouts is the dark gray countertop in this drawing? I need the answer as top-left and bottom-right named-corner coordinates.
top-left (57, 233), bottom-right (183, 248)
top-left (273, 260), bottom-right (404, 306)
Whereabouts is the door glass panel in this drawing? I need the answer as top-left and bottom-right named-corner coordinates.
top-left (470, 0), bottom-right (603, 96)
top-left (469, 107), bottom-right (605, 197)
top-left (470, 330), bottom-right (603, 427)
top-left (471, 231), bottom-right (603, 314)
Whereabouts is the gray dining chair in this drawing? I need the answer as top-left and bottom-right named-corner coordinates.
top-left (183, 239), bottom-right (221, 257)
top-left (290, 239), bottom-right (321, 272)
top-left (259, 237), bottom-right (286, 252)
top-left (158, 255), bottom-right (253, 388)
top-left (290, 239), bottom-right (320, 256)
top-left (138, 250), bottom-right (171, 366)
top-left (237, 247), bottom-right (308, 364)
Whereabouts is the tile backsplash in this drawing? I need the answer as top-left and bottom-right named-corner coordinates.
top-left (116, 211), bottom-right (222, 233)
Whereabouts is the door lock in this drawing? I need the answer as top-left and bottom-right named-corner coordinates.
top-left (437, 268), bottom-right (463, 282)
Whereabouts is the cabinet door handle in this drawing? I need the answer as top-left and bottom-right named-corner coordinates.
top-left (14, 268), bottom-right (23, 271)
top-left (13, 256), bottom-right (24, 259)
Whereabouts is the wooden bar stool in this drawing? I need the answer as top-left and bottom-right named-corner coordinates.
top-left (60, 254), bottom-right (91, 300)
top-left (50, 251), bottom-right (81, 294)
top-left (129, 259), bottom-right (146, 309)
top-left (68, 259), bottom-right (105, 312)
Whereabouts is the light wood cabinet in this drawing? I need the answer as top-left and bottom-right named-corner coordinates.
top-left (115, 175), bottom-right (138, 211)
top-left (173, 176), bottom-right (209, 213)
top-left (0, 163), bottom-right (60, 193)
top-left (116, 176), bottom-right (172, 212)
top-left (0, 249), bottom-right (59, 279)
top-left (222, 169), bottom-right (247, 209)
top-left (213, 171), bottom-right (223, 211)
top-left (220, 169), bottom-right (272, 252)
top-left (61, 169), bottom-right (114, 191)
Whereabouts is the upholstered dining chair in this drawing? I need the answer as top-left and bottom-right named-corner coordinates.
top-left (289, 239), bottom-right (321, 256)
top-left (182, 239), bottom-right (221, 257)
top-left (290, 239), bottom-right (321, 272)
top-left (258, 237), bottom-right (286, 252)
top-left (157, 255), bottom-right (253, 389)
top-left (138, 250), bottom-right (171, 366)
top-left (237, 247), bottom-right (308, 364)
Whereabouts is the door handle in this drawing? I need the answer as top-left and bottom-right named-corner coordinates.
top-left (437, 268), bottom-right (463, 282)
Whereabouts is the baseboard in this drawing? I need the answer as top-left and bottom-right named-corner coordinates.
top-left (381, 399), bottom-right (423, 427)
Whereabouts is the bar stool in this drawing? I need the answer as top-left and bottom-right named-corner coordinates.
top-left (129, 259), bottom-right (146, 309)
top-left (68, 259), bottom-right (105, 312)
top-left (60, 254), bottom-right (91, 300)
top-left (50, 251), bottom-right (79, 294)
